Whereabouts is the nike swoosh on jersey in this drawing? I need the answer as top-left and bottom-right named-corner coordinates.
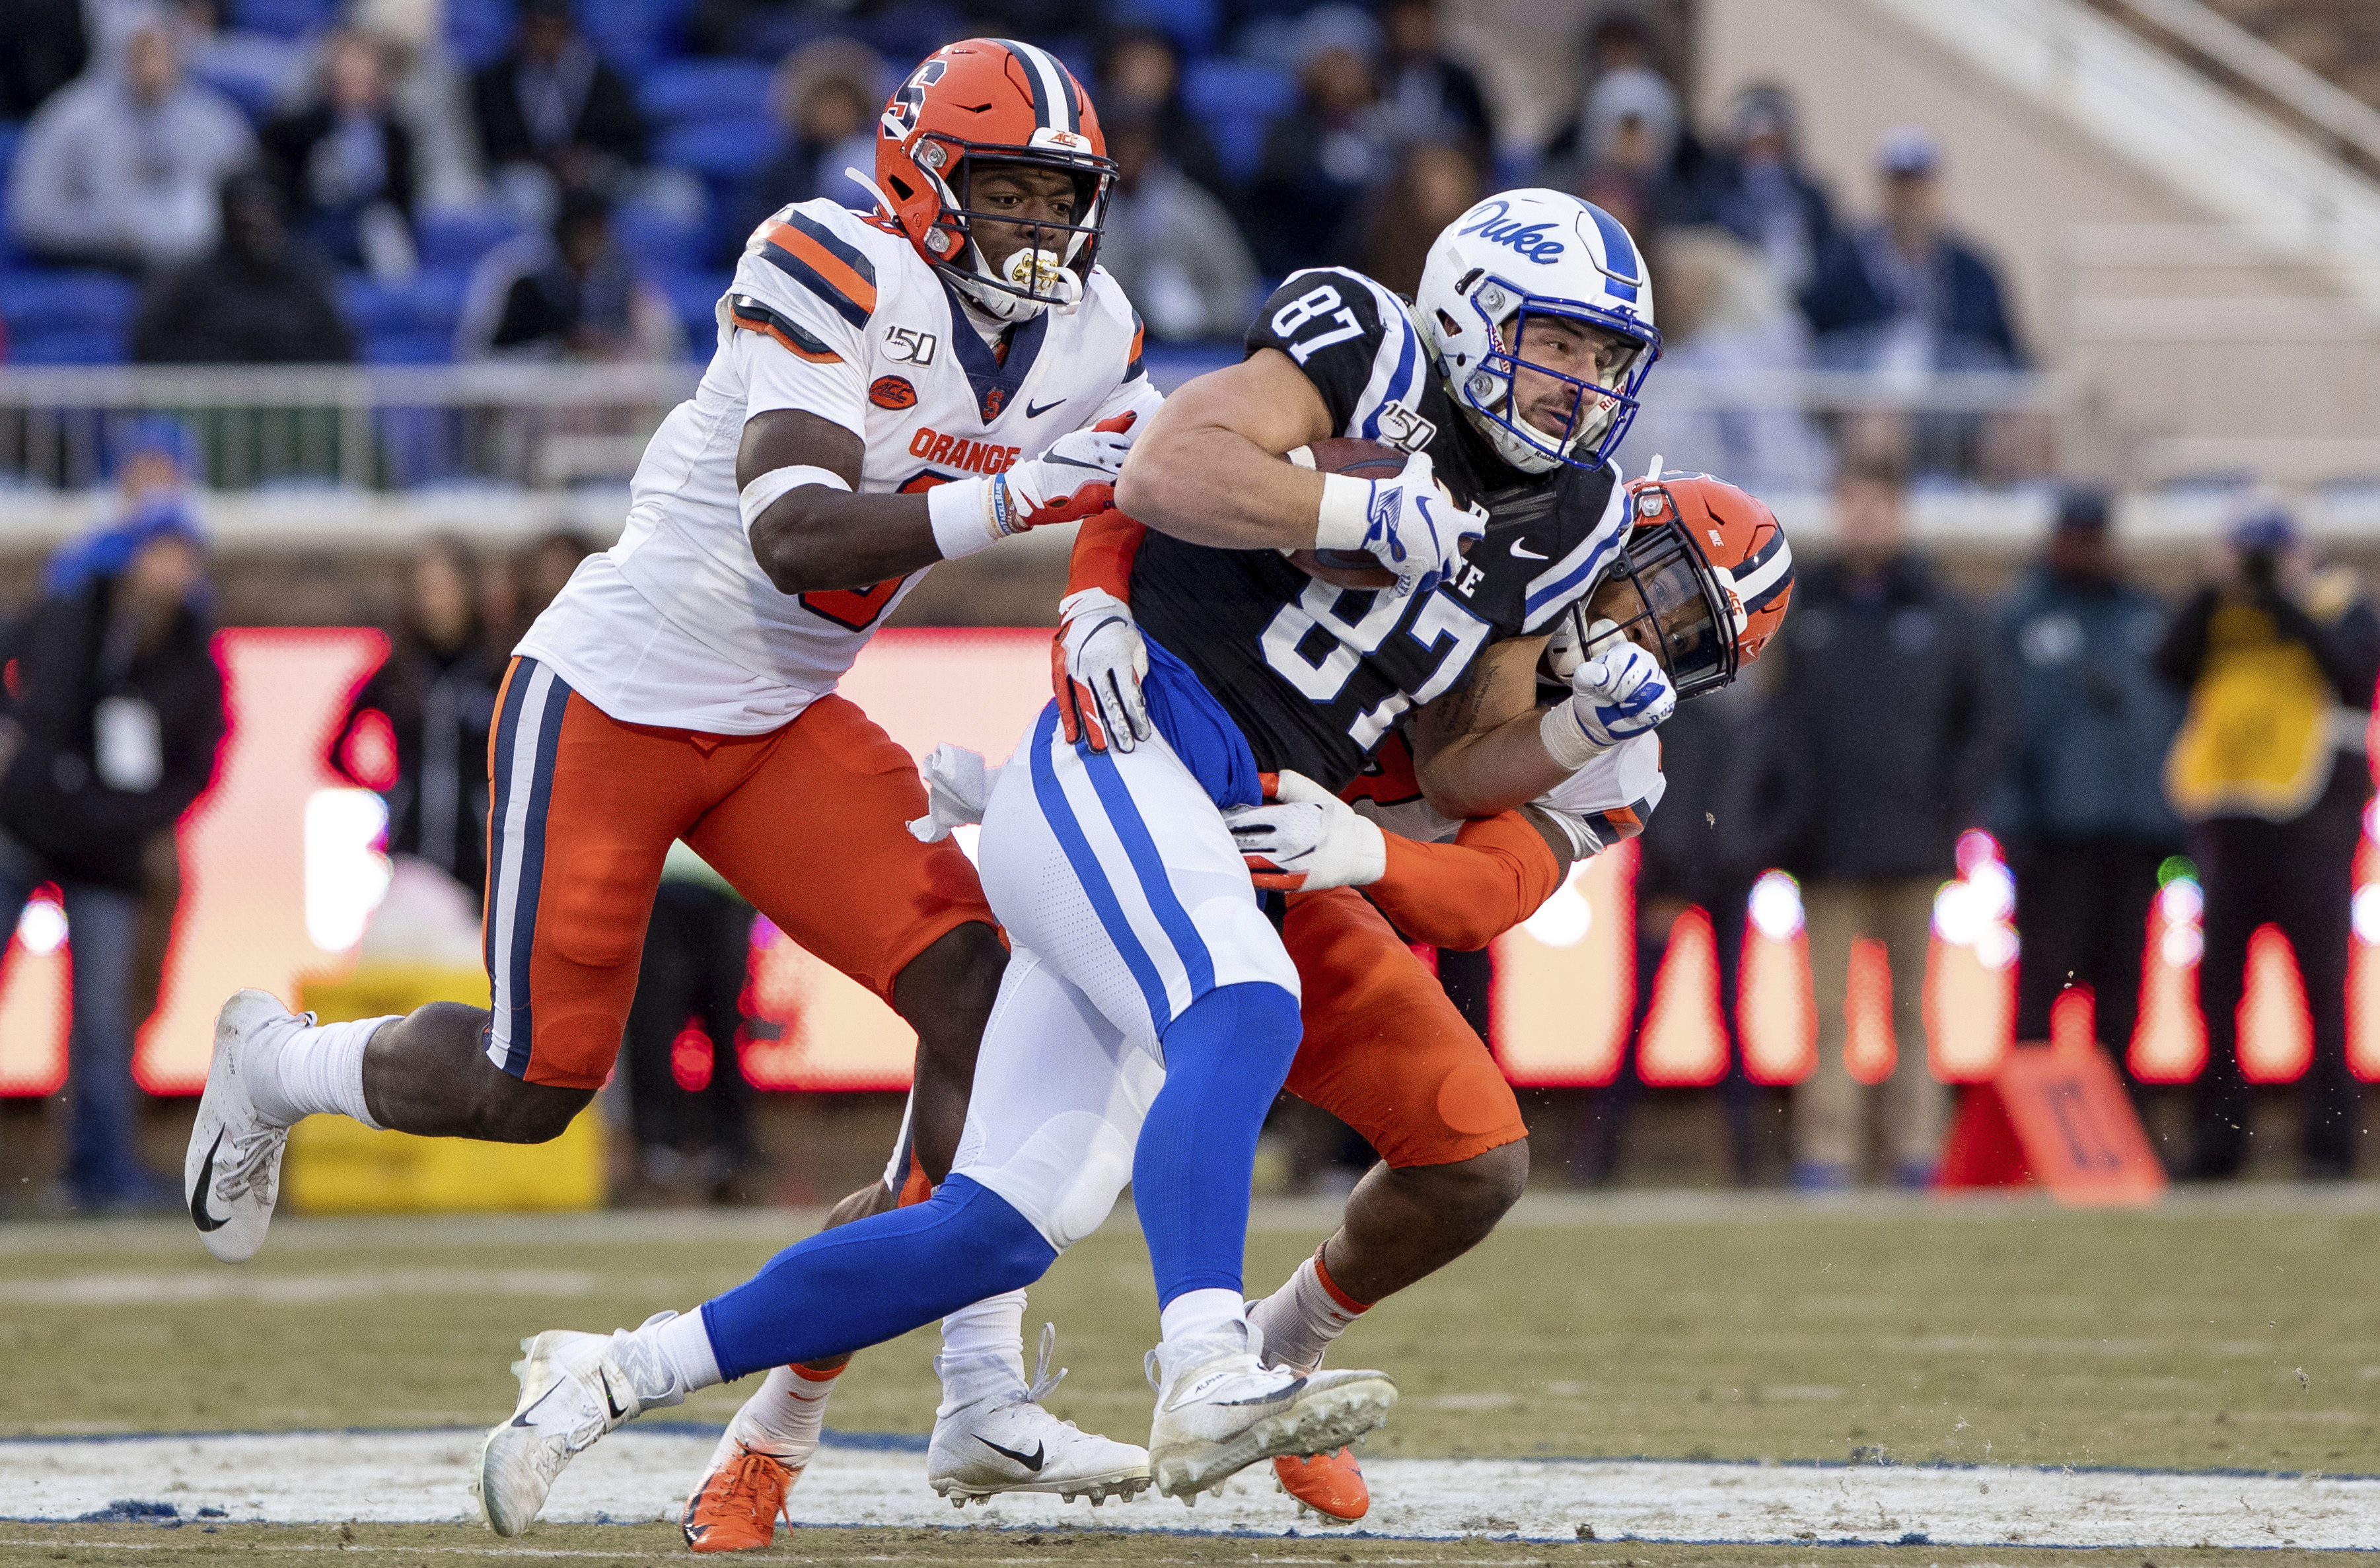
top-left (190, 1129), bottom-right (228, 1231)
top-left (1025, 398), bottom-right (1065, 418)
top-left (976, 1436), bottom-right (1046, 1472)
top-left (1509, 540), bottom-right (1550, 559)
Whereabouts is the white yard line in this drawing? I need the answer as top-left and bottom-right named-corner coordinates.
top-left (1, 1430), bottom-right (2369, 1548)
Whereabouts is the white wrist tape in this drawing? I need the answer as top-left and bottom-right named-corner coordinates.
top-left (927, 476), bottom-right (998, 561)
top-left (1313, 472), bottom-right (1373, 552)
top-left (1539, 702), bottom-right (1608, 771)
top-left (739, 465), bottom-right (847, 534)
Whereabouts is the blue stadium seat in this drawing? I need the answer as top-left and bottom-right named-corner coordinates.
top-left (231, 0), bottom-right (338, 39)
top-left (338, 268), bottom-right (474, 339)
top-left (415, 206), bottom-right (520, 269)
top-left (617, 201), bottom-right (704, 271)
top-left (658, 118), bottom-right (776, 181)
top-left (10, 329), bottom-right (127, 364)
top-left (639, 60), bottom-right (774, 127)
top-left (445, 0), bottom-right (514, 71)
top-left (1183, 59), bottom-right (1294, 186)
top-left (1107, 0), bottom-right (1219, 57)
top-left (581, 0), bottom-right (694, 75)
top-left (663, 269), bottom-right (731, 358)
top-left (363, 331), bottom-right (456, 365)
top-left (1, 269), bottom-right (137, 338)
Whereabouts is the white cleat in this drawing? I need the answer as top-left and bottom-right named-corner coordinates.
top-left (184, 989), bottom-right (306, 1263)
top-left (929, 1325), bottom-right (1151, 1507)
top-left (474, 1314), bottom-right (688, 1537)
top-left (1144, 1323), bottom-right (1395, 1503)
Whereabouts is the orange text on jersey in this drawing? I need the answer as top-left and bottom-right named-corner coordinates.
top-left (907, 427), bottom-right (1023, 474)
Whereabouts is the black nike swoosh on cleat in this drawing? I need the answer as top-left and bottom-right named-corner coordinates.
top-left (977, 1436), bottom-right (1046, 1472)
top-left (1215, 1376), bottom-right (1307, 1407)
top-left (1025, 398), bottom-right (1065, 418)
top-left (511, 1380), bottom-right (570, 1428)
top-left (598, 1370), bottom-right (628, 1423)
top-left (190, 1130), bottom-right (229, 1232)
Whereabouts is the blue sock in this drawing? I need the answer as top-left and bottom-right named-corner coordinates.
top-left (1133, 981), bottom-right (1303, 1310)
top-left (699, 1172), bottom-right (1056, 1381)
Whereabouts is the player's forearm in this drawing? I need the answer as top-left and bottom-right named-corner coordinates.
top-left (1414, 708), bottom-right (1575, 820)
top-left (1115, 423), bottom-right (1326, 552)
top-left (748, 489), bottom-right (939, 593)
top-left (1365, 812), bottom-right (1569, 951)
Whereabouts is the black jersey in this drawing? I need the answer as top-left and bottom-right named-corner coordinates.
top-left (1130, 267), bottom-right (1625, 791)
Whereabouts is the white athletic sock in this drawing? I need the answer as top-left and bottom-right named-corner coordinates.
top-left (1246, 1249), bottom-right (1368, 1374)
top-left (1157, 1287), bottom-right (1247, 1351)
top-left (721, 1361), bottom-right (844, 1462)
top-left (933, 1290), bottom-right (1028, 1417)
top-left (634, 1308), bottom-right (723, 1400)
top-left (250, 1016), bottom-right (394, 1129)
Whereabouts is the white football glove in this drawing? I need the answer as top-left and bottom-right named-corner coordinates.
top-left (1052, 587), bottom-right (1152, 752)
top-left (1225, 769), bottom-right (1388, 892)
top-left (1541, 633), bottom-right (1677, 767)
top-left (1314, 448), bottom-right (1486, 598)
top-left (906, 743), bottom-right (998, 842)
top-left (993, 410), bottom-right (1143, 536)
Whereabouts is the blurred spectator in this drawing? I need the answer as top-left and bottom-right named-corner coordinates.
top-left (1803, 127), bottom-right (2023, 373)
top-left (0, 493), bottom-right (225, 1213)
top-left (349, 0), bottom-right (490, 211)
top-left (131, 174), bottom-right (357, 364)
top-left (1702, 83), bottom-right (1836, 297)
top-left (262, 31), bottom-right (419, 278)
top-left (720, 39), bottom-right (884, 266)
top-left (1582, 7), bottom-right (1661, 78)
top-left (456, 186), bottom-right (682, 361)
top-left (489, 528), bottom-right (600, 650)
top-left (1248, 6), bottom-right (1390, 277)
top-left (6, 15), bottom-right (256, 273)
top-left (1545, 66), bottom-right (1708, 225)
top-left (1350, 140), bottom-right (1480, 299)
top-left (328, 536), bottom-right (501, 899)
top-left (2157, 507), bottom-right (2380, 1180)
top-left (622, 843), bottom-right (763, 1205)
top-left (1096, 24), bottom-right (1229, 201)
top-left (1378, 0), bottom-right (1494, 163)
top-left (1753, 450), bottom-right (2003, 1188)
top-left (1993, 492), bottom-right (2183, 1080)
top-left (0, 0), bottom-right (90, 119)
top-left (470, 0), bottom-right (647, 215)
top-left (1577, 675), bottom-right (1774, 1186)
top-left (1614, 225), bottom-right (1832, 494)
top-left (172, 0), bottom-right (312, 124)
top-left (1099, 111), bottom-right (1257, 343)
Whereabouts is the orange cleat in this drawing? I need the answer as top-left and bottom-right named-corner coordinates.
top-left (681, 1444), bottom-right (802, 1553)
top-left (1274, 1446), bottom-right (1368, 1521)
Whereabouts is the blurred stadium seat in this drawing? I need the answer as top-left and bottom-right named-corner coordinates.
top-left (1183, 60), bottom-right (1294, 186)
top-left (443, 0), bottom-right (514, 70)
top-left (1, 271), bottom-right (135, 365)
top-left (617, 201), bottom-right (706, 271)
top-left (658, 117), bottom-right (780, 182)
top-left (638, 59), bottom-right (774, 126)
top-left (229, 0), bottom-right (340, 38)
top-left (665, 269), bottom-right (732, 354)
top-left (415, 207), bottom-right (521, 271)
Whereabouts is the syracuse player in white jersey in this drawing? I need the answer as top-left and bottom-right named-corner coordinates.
top-left (182, 35), bottom-right (1160, 1505)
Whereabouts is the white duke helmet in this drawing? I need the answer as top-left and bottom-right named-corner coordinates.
top-left (1414, 188), bottom-right (1661, 474)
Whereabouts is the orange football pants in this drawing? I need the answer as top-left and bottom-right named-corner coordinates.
top-left (482, 657), bottom-right (992, 1089)
top-left (1280, 885), bottom-right (1528, 1168)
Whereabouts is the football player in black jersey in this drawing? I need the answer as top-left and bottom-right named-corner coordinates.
top-left (1048, 187), bottom-right (1682, 1514)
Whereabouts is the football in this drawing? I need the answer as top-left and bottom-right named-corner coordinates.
top-left (1285, 437), bottom-right (1412, 590)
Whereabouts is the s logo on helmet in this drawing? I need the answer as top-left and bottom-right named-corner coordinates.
top-left (881, 57), bottom-right (945, 140)
top-left (1456, 199), bottom-right (1566, 264)
top-left (869, 375), bottom-right (918, 410)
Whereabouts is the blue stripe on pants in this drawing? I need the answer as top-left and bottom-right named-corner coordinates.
top-left (1026, 703), bottom-right (1178, 1034)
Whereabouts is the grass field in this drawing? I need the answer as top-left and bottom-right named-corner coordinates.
top-left (7, 1188), bottom-right (2379, 1561)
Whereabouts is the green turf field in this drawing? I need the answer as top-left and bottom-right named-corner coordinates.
top-left (6, 1188), bottom-right (2378, 1477)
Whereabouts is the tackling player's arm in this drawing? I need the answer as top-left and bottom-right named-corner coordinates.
top-left (1359, 807), bottom-right (1574, 951)
top-left (1406, 635), bottom-right (1575, 820)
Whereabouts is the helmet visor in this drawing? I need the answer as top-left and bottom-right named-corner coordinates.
top-left (1580, 517), bottom-right (1739, 699)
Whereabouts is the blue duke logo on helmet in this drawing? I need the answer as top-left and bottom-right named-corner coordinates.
top-left (1456, 199), bottom-right (1566, 264)
top-left (1415, 188), bottom-right (1661, 475)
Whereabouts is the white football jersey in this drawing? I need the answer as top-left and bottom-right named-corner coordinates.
top-left (519, 198), bottom-right (1155, 734)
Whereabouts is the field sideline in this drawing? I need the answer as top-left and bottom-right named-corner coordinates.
top-left (5, 1189), bottom-right (2378, 1561)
